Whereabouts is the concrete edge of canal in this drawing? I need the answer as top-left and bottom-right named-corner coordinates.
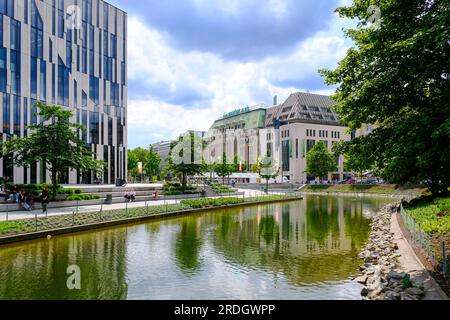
top-left (0, 196), bottom-right (303, 246)
top-left (299, 191), bottom-right (415, 200)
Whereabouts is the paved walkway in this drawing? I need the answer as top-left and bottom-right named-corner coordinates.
top-left (391, 212), bottom-right (449, 300)
top-left (1, 189), bottom-right (268, 222)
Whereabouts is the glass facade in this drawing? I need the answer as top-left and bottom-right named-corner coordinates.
top-left (0, 0), bottom-right (127, 184)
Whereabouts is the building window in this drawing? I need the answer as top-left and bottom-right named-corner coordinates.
top-left (0, 0), bottom-right (14, 17)
top-left (89, 76), bottom-right (99, 105)
top-left (40, 60), bottom-right (46, 101)
top-left (282, 140), bottom-right (290, 172)
top-left (30, 57), bottom-right (37, 99)
top-left (0, 47), bottom-right (6, 93)
top-left (10, 19), bottom-right (20, 51)
top-left (57, 57), bottom-right (69, 106)
top-left (3, 93), bottom-right (10, 133)
top-left (10, 49), bottom-right (21, 95)
top-left (13, 95), bottom-right (21, 136)
top-left (58, 10), bottom-right (64, 38)
top-left (74, 80), bottom-right (78, 108)
top-left (306, 140), bottom-right (316, 153)
top-left (82, 47), bottom-right (87, 73)
top-left (0, 14), bottom-right (3, 47)
top-left (90, 111), bottom-right (99, 144)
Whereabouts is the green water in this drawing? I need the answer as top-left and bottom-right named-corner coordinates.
top-left (0, 196), bottom-right (393, 300)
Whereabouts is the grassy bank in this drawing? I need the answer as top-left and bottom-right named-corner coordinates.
top-left (405, 196), bottom-right (450, 234)
top-left (0, 194), bottom-right (300, 237)
top-left (302, 184), bottom-right (425, 196)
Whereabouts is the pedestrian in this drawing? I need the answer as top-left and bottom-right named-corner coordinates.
top-left (41, 187), bottom-right (50, 215)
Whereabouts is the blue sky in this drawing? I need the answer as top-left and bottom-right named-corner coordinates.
top-left (106, 0), bottom-right (354, 148)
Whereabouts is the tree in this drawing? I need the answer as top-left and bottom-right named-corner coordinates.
top-left (127, 147), bottom-right (161, 182)
top-left (336, 139), bottom-right (376, 181)
top-left (320, 0), bottom-right (450, 195)
top-left (231, 154), bottom-right (247, 172)
top-left (0, 103), bottom-right (104, 200)
top-left (215, 153), bottom-right (233, 184)
top-left (168, 132), bottom-right (207, 191)
top-left (144, 146), bottom-right (161, 179)
top-left (305, 142), bottom-right (338, 181)
top-left (258, 155), bottom-right (280, 193)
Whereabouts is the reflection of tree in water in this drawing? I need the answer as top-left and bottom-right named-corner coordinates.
top-left (259, 215), bottom-right (279, 246)
top-left (0, 229), bottom-right (129, 300)
top-left (305, 197), bottom-right (340, 247)
top-left (210, 199), bottom-right (377, 285)
top-left (175, 219), bottom-right (203, 272)
top-left (343, 201), bottom-right (372, 249)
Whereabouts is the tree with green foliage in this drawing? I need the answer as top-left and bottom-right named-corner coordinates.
top-left (0, 103), bottom-right (104, 200)
top-left (320, 0), bottom-right (450, 195)
top-left (168, 132), bottom-right (207, 191)
top-left (146, 146), bottom-right (161, 178)
top-left (305, 142), bottom-right (338, 181)
top-left (231, 154), bottom-right (247, 172)
top-left (339, 140), bottom-right (376, 182)
top-left (258, 155), bottom-right (280, 193)
top-left (215, 153), bottom-right (233, 184)
top-left (127, 147), bottom-right (162, 182)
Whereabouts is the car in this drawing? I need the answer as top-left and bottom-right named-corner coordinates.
top-left (283, 177), bottom-right (290, 184)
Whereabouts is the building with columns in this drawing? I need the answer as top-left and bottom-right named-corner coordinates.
top-left (0, 0), bottom-right (127, 185)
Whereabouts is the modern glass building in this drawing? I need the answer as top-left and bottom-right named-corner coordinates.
top-left (0, 0), bottom-right (127, 185)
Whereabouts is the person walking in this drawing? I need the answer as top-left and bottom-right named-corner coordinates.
top-left (41, 187), bottom-right (50, 215)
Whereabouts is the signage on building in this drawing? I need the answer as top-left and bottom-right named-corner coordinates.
top-left (223, 106), bottom-right (251, 119)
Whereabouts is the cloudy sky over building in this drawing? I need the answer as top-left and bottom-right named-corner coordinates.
top-left (107, 0), bottom-right (354, 148)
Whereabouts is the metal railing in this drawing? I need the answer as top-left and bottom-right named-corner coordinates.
top-left (0, 190), bottom-right (301, 238)
top-left (400, 202), bottom-right (448, 276)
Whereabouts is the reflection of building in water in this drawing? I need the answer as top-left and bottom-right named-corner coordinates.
top-left (0, 229), bottom-right (129, 299)
top-left (210, 197), bottom-right (374, 285)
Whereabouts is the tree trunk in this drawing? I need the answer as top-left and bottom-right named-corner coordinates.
top-left (182, 172), bottom-right (187, 192)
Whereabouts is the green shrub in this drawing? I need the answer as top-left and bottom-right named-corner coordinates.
top-left (67, 194), bottom-right (101, 201)
top-left (180, 197), bottom-right (245, 208)
top-left (405, 196), bottom-right (450, 234)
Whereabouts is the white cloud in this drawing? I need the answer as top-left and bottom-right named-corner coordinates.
top-left (126, 13), bottom-right (350, 148)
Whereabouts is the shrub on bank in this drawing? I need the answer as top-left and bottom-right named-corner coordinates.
top-left (66, 194), bottom-right (101, 201)
top-left (180, 197), bottom-right (245, 208)
top-left (405, 196), bottom-right (450, 234)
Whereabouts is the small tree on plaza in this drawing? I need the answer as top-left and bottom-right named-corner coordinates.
top-left (168, 132), bottom-right (207, 191)
top-left (305, 141), bottom-right (338, 182)
top-left (215, 153), bottom-right (233, 185)
top-left (258, 155), bottom-right (280, 193)
top-left (0, 103), bottom-right (104, 200)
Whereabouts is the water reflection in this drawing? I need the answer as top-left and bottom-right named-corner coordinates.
top-left (0, 196), bottom-right (392, 300)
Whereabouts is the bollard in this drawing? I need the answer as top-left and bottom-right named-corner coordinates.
top-left (72, 210), bottom-right (75, 226)
top-left (76, 201), bottom-right (79, 215)
top-left (100, 203), bottom-right (103, 220)
top-left (35, 211), bottom-right (38, 232)
top-left (443, 241), bottom-right (447, 275)
top-left (126, 201), bottom-right (128, 215)
top-left (6, 205), bottom-right (8, 221)
top-left (146, 204), bottom-right (149, 215)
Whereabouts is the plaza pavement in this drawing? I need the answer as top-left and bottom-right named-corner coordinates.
top-left (1, 189), bottom-right (269, 222)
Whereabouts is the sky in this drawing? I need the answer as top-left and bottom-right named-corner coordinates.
top-left (106, 0), bottom-right (355, 149)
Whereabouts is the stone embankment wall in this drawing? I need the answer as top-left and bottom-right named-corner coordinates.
top-left (356, 202), bottom-right (426, 300)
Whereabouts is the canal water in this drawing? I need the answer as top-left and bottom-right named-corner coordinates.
top-left (0, 195), bottom-right (393, 300)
